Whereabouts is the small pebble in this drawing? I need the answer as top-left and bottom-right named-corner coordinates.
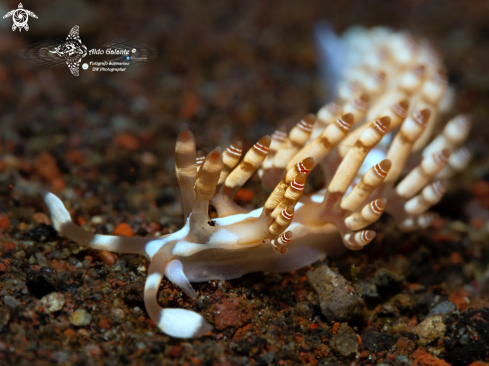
top-left (396, 355), bottom-right (410, 364)
top-left (307, 265), bottom-right (365, 322)
top-left (415, 315), bottom-right (446, 346)
top-left (451, 220), bottom-right (468, 232)
top-left (90, 216), bottom-right (104, 225)
top-left (137, 264), bottom-right (147, 275)
top-left (111, 308), bottom-right (125, 323)
top-left (98, 251), bottom-right (119, 266)
top-left (35, 253), bottom-right (49, 267)
top-left (40, 292), bottom-right (66, 314)
top-left (329, 323), bottom-right (359, 357)
top-left (141, 152), bottom-right (157, 166)
top-left (70, 309), bottom-right (92, 326)
top-left (14, 250), bottom-right (25, 260)
top-left (428, 301), bottom-right (456, 316)
top-left (294, 301), bottom-right (315, 318)
top-left (3, 296), bottom-right (20, 308)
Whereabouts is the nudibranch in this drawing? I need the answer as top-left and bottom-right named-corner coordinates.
top-left (41, 27), bottom-right (472, 338)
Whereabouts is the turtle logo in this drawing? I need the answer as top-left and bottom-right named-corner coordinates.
top-left (46, 26), bottom-right (88, 77)
top-left (3, 3), bottom-right (38, 32)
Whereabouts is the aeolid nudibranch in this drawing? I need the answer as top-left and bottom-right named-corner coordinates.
top-left (42, 27), bottom-right (472, 338)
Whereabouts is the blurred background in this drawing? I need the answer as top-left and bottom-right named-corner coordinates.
top-left (1, 0), bottom-right (489, 157)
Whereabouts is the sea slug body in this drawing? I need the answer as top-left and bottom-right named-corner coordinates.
top-left (42, 27), bottom-right (472, 338)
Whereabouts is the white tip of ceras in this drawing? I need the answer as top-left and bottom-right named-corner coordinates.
top-left (159, 309), bottom-right (213, 338)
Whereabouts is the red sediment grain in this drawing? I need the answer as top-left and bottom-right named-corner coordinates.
top-left (235, 188), bottom-right (254, 203)
top-left (65, 150), bottom-right (85, 164)
top-left (2, 241), bottom-right (15, 251)
top-left (35, 152), bottom-right (61, 182)
top-left (449, 287), bottom-right (470, 311)
top-left (113, 222), bottom-right (134, 237)
top-left (115, 133), bottom-right (140, 150)
top-left (98, 251), bottom-right (119, 267)
top-left (0, 214), bottom-right (10, 230)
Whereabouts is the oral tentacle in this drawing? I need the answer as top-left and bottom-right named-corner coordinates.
top-left (175, 125), bottom-right (197, 219)
top-left (41, 190), bottom-right (151, 259)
